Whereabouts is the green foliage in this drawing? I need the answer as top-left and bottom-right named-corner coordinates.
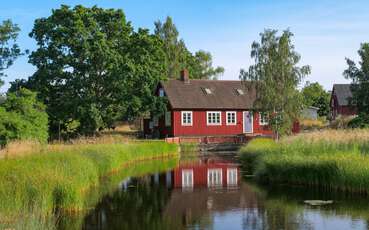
top-left (240, 29), bottom-right (310, 138)
top-left (22, 5), bottom-right (167, 137)
top-left (0, 19), bottom-right (23, 86)
top-left (0, 142), bottom-right (178, 218)
top-left (301, 81), bottom-right (330, 117)
top-left (155, 16), bottom-right (224, 79)
top-left (154, 16), bottom-right (187, 78)
top-left (240, 134), bottom-right (369, 193)
top-left (0, 88), bottom-right (48, 145)
top-left (348, 114), bottom-right (369, 128)
top-left (191, 50), bottom-right (224, 80)
top-left (344, 43), bottom-right (369, 125)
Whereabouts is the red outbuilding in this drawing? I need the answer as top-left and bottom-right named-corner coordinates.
top-left (144, 69), bottom-right (298, 140)
top-left (330, 84), bottom-right (357, 120)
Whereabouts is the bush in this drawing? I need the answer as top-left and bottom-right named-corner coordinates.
top-left (348, 115), bottom-right (369, 128)
top-left (0, 88), bottom-right (48, 146)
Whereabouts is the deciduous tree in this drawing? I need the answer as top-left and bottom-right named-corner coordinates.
top-left (0, 19), bottom-right (22, 87)
top-left (24, 5), bottom-right (167, 137)
top-left (240, 29), bottom-right (310, 138)
top-left (344, 43), bottom-right (369, 116)
top-left (155, 16), bottom-right (224, 79)
top-left (301, 81), bottom-right (330, 117)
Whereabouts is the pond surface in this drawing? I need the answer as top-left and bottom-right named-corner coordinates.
top-left (63, 153), bottom-right (369, 230)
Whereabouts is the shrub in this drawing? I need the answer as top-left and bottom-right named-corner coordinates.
top-left (0, 88), bottom-right (48, 146)
top-left (348, 115), bottom-right (369, 128)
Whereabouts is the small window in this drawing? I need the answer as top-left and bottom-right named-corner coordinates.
top-left (259, 112), bottom-right (268, 125)
top-left (227, 168), bottom-right (238, 186)
top-left (207, 112), bottom-right (221, 125)
top-left (165, 111), bottom-right (171, 127)
top-left (159, 88), bottom-right (164, 97)
top-left (181, 111), bottom-right (193, 126)
top-left (236, 89), bottom-right (244, 95)
top-left (208, 169), bottom-right (222, 187)
top-left (202, 87), bottom-right (212, 95)
top-left (182, 169), bottom-right (194, 188)
top-left (226, 111), bottom-right (237, 125)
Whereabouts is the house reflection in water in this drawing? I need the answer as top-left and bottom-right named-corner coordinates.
top-left (161, 157), bottom-right (261, 228)
top-left (173, 157), bottom-right (240, 190)
top-left (81, 157), bottom-right (264, 230)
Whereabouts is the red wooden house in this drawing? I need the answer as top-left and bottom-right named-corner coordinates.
top-left (144, 69), bottom-right (278, 139)
top-left (330, 84), bottom-right (357, 120)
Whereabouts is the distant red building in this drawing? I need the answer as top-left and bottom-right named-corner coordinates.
top-left (144, 69), bottom-right (298, 140)
top-left (330, 84), bottom-right (357, 120)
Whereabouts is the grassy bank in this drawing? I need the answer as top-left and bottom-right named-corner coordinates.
top-left (239, 129), bottom-right (369, 194)
top-left (0, 141), bottom-right (178, 219)
top-left (1, 157), bottom-right (179, 230)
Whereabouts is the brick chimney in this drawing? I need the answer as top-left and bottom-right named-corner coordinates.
top-left (180, 69), bottom-right (190, 83)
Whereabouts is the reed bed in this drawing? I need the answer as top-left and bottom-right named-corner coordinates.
top-left (239, 129), bottom-right (369, 194)
top-left (0, 141), bottom-right (178, 219)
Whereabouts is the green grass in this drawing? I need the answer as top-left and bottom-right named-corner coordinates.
top-left (0, 141), bottom-right (178, 219)
top-left (239, 130), bottom-right (369, 194)
top-left (180, 143), bottom-right (199, 153)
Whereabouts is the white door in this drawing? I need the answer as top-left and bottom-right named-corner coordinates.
top-left (243, 111), bottom-right (253, 133)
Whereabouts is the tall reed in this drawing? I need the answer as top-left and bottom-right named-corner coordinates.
top-left (239, 129), bottom-right (369, 194)
top-left (0, 141), bottom-right (178, 219)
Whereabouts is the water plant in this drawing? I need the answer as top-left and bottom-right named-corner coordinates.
top-left (0, 141), bottom-right (178, 220)
top-left (239, 129), bottom-right (369, 194)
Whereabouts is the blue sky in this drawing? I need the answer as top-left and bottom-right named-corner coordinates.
top-left (1, 0), bottom-right (369, 92)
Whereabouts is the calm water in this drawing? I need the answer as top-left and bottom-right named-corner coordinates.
top-left (62, 154), bottom-right (369, 230)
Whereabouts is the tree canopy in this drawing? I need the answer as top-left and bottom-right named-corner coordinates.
top-left (21, 5), bottom-right (167, 137)
top-left (154, 16), bottom-right (224, 79)
top-left (344, 43), bottom-right (369, 116)
top-left (0, 19), bottom-right (22, 87)
top-left (301, 81), bottom-right (330, 117)
top-left (240, 29), bottom-right (310, 137)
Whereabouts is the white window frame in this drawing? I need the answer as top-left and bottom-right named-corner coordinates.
top-left (259, 112), bottom-right (269, 126)
top-left (181, 111), bottom-right (193, 126)
top-left (207, 111), bottom-right (222, 126)
top-left (165, 111), bottom-right (171, 127)
top-left (226, 111), bottom-right (237, 125)
top-left (182, 169), bottom-right (194, 188)
top-left (227, 168), bottom-right (238, 186)
top-left (207, 168), bottom-right (223, 187)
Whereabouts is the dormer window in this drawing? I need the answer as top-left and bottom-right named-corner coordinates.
top-left (236, 89), bottom-right (244, 95)
top-left (204, 88), bottom-right (212, 94)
